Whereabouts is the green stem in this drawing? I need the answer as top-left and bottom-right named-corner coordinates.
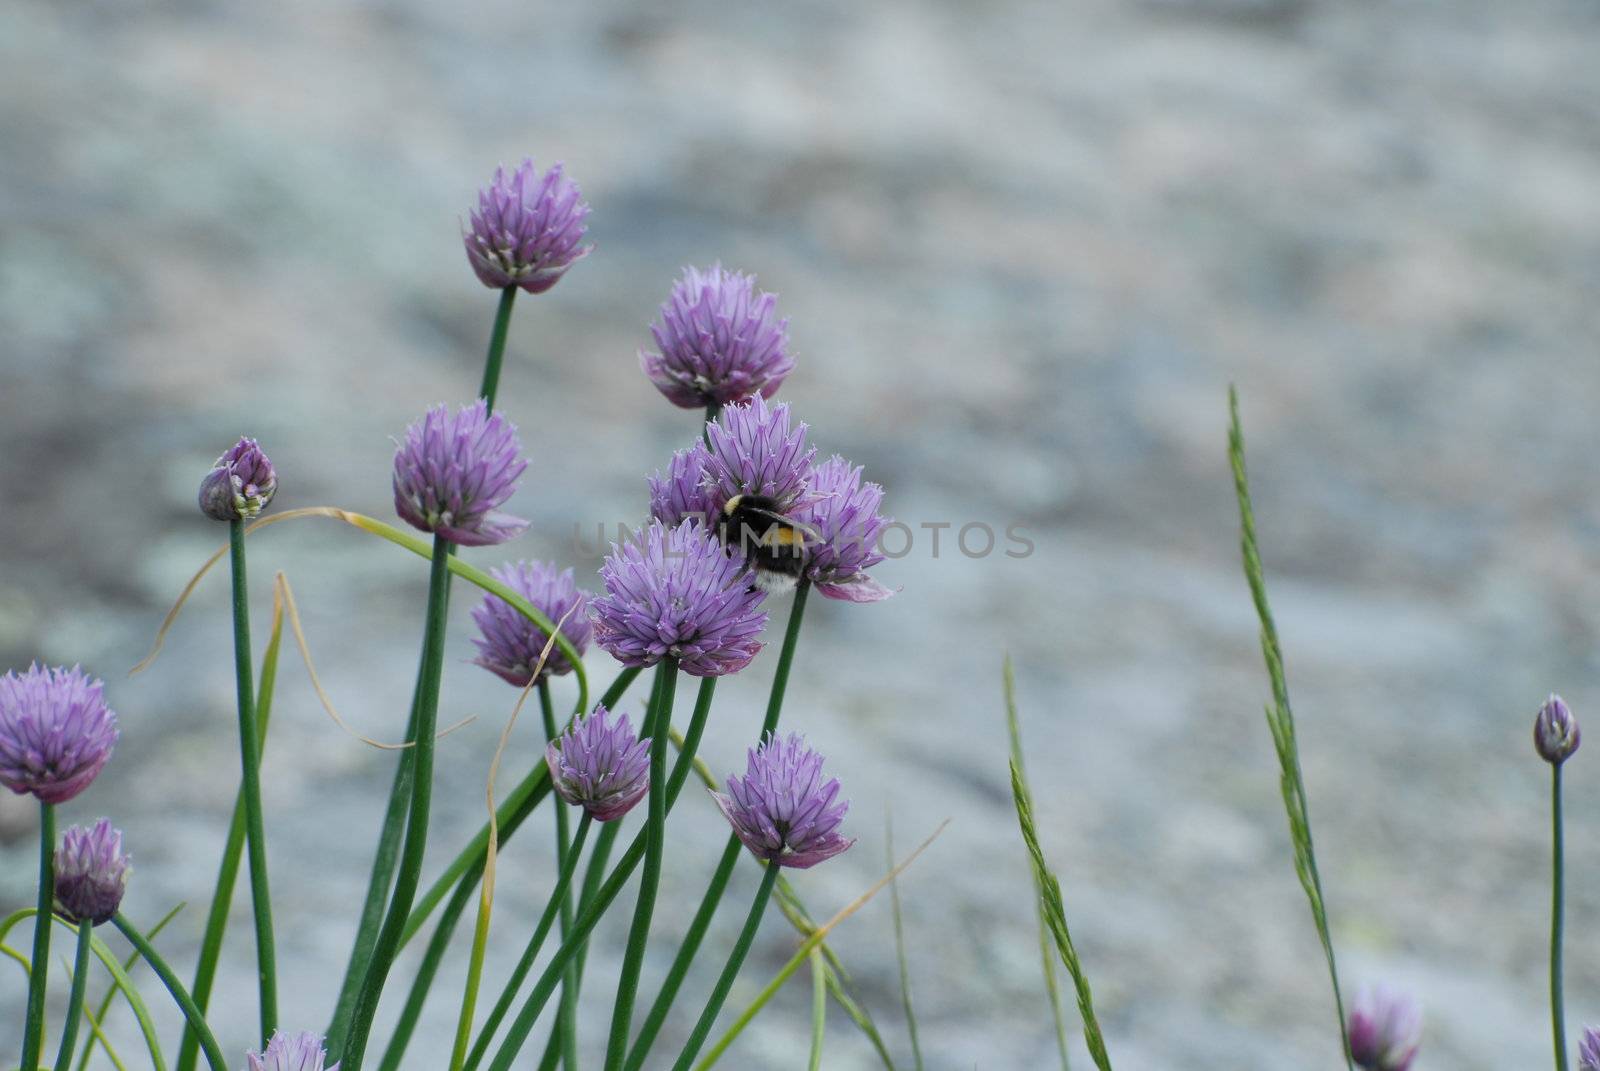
top-left (112, 914), bottom-right (227, 1071)
top-left (603, 661), bottom-right (679, 1071)
top-left (327, 688), bottom-right (420, 1056)
top-left (668, 866), bottom-right (781, 1071)
top-left (1553, 762), bottom-right (1569, 1071)
top-left (618, 588), bottom-right (808, 1071)
top-left (342, 535), bottom-right (454, 1071)
top-left (181, 598), bottom-right (284, 1071)
top-left (539, 683), bottom-right (581, 1071)
top-left (228, 519), bottom-right (277, 1042)
top-left (462, 814), bottom-right (594, 1071)
top-left (400, 666), bottom-right (640, 949)
top-left (762, 579), bottom-right (809, 735)
top-left (479, 287), bottom-right (518, 410)
top-left (53, 920), bottom-right (93, 1071)
top-left (21, 800), bottom-right (55, 1071)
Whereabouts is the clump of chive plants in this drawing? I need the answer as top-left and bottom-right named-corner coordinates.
top-left (1, 156), bottom-right (916, 1071)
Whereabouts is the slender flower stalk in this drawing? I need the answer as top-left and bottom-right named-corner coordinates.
top-left (182, 609), bottom-right (285, 1071)
top-left (113, 913), bottom-right (229, 1071)
top-left (622, 582), bottom-right (810, 1070)
top-left (1537, 695), bottom-right (1579, 1071)
top-left (341, 536), bottom-right (455, 1071)
top-left (667, 865), bottom-right (781, 1071)
top-left (22, 800), bottom-right (55, 1071)
top-left (1554, 762), bottom-right (1569, 1071)
top-left (230, 516), bottom-right (278, 1041)
top-left (53, 917), bottom-right (94, 1071)
top-left (602, 660), bottom-right (680, 1071)
top-left (480, 286), bottom-right (517, 411)
top-left (540, 684), bottom-right (581, 1071)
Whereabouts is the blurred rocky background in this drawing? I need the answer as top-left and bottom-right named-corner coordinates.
top-left (5, 0), bottom-right (1600, 1066)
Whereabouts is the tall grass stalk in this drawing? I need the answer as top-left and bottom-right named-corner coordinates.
top-left (1228, 386), bottom-right (1353, 1069)
top-left (1009, 763), bottom-right (1112, 1071)
top-left (1003, 655), bottom-right (1072, 1070)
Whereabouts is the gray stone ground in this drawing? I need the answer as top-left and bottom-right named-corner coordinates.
top-left (4, 0), bottom-right (1600, 1066)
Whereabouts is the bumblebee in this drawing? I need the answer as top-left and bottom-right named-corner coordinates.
top-left (719, 493), bottom-right (816, 594)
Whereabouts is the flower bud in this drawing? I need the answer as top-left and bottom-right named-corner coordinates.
top-left (1535, 694), bottom-right (1580, 765)
top-left (54, 819), bottom-right (130, 926)
top-left (199, 437), bottom-right (277, 522)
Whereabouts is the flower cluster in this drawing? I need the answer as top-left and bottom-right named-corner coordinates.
top-left (712, 733), bottom-right (854, 869)
top-left (0, 664), bottom-right (119, 804)
top-left (247, 1031), bottom-right (339, 1071)
top-left (471, 561), bottom-right (591, 686)
top-left (546, 704), bottom-right (651, 822)
top-left (54, 818), bottom-right (131, 926)
top-left (590, 520), bottom-right (767, 677)
top-left (1581, 1027), bottom-right (1600, 1071)
top-left (1346, 987), bottom-right (1421, 1071)
top-left (463, 159), bottom-right (591, 293)
top-left (392, 399), bottom-right (529, 546)
top-left (198, 437), bottom-right (278, 522)
top-left (640, 264), bottom-right (793, 410)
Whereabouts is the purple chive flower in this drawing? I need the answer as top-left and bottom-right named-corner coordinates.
top-left (54, 819), bottom-right (130, 926)
top-left (792, 455), bottom-right (894, 603)
top-left (713, 733), bottom-right (853, 869)
top-left (590, 520), bottom-right (768, 677)
top-left (0, 664), bottom-right (119, 805)
top-left (246, 1030), bottom-right (339, 1071)
top-left (471, 561), bottom-right (592, 687)
top-left (463, 159), bottom-right (591, 293)
top-left (1536, 694), bottom-right (1580, 765)
top-left (545, 704), bottom-right (651, 822)
top-left (702, 395), bottom-right (816, 514)
top-left (1347, 987), bottom-right (1421, 1071)
top-left (392, 400), bottom-right (529, 547)
top-left (1579, 1027), bottom-right (1600, 1071)
top-left (640, 264), bottom-right (794, 410)
top-left (648, 443), bottom-right (717, 527)
top-left (198, 437), bottom-right (277, 522)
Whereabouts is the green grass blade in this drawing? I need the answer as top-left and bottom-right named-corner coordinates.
top-left (1009, 762), bottom-right (1112, 1071)
top-left (1004, 655), bottom-right (1072, 1070)
top-left (885, 813), bottom-right (924, 1071)
top-left (808, 947), bottom-right (827, 1071)
top-left (1227, 386), bottom-right (1353, 1069)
